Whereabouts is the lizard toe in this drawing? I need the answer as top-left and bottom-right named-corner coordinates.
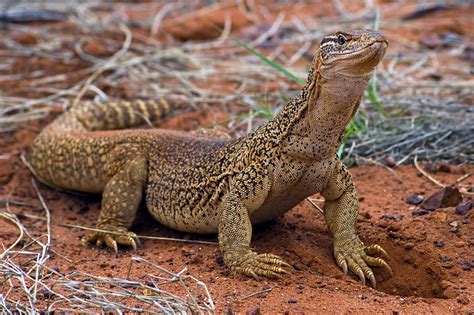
top-left (84, 229), bottom-right (139, 253)
top-left (334, 236), bottom-right (392, 287)
top-left (365, 244), bottom-right (389, 259)
top-left (227, 249), bottom-right (291, 279)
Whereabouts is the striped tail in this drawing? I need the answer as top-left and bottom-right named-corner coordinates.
top-left (71, 97), bottom-right (184, 131)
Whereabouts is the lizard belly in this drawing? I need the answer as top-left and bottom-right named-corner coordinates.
top-left (250, 158), bottom-right (332, 224)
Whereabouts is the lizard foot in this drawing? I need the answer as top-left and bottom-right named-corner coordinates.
top-left (83, 228), bottom-right (140, 254)
top-left (334, 235), bottom-right (392, 288)
top-left (225, 247), bottom-right (292, 280)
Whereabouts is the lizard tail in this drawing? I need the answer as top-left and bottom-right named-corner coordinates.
top-left (70, 97), bottom-right (185, 131)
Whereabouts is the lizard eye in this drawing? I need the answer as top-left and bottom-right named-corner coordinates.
top-left (337, 35), bottom-right (346, 45)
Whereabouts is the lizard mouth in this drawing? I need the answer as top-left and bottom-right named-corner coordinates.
top-left (335, 40), bottom-right (386, 60)
top-left (323, 40), bottom-right (388, 77)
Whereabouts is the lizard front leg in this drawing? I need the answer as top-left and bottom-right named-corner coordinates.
top-left (219, 169), bottom-right (291, 279)
top-left (322, 158), bottom-right (392, 287)
top-left (84, 149), bottom-right (147, 253)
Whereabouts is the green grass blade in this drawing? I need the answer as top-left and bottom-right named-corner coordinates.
top-left (231, 38), bottom-right (306, 86)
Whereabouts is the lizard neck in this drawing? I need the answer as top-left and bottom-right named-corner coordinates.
top-left (281, 54), bottom-right (371, 158)
top-left (236, 50), bottom-right (371, 161)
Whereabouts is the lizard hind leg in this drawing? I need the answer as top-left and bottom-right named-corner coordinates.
top-left (84, 154), bottom-right (147, 253)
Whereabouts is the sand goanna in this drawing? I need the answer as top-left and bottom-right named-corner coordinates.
top-left (29, 30), bottom-right (392, 287)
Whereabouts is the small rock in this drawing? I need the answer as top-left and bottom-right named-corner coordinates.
top-left (454, 241), bottom-right (465, 248)
top-left (215, 256), bottom-right (225, 266)
top-left (455, 200), bottom-right (472, 215)
top-left (425, 163), bottom-right (438, 173)
top-left (296, 284), bottom-right (305, 291)
top-left (221, 270), bottom-right (230, 277)
top-left (405, 194), bottom-right (424, 205)
top-left (384, 156), bottom-right (397, 168)
top-left (181, 245), bottom-right (191, 254)
top-left (404, 242), bottom-right (415, 250)
top-left (288, 298), bottom-right (297, 304)
top-left (437, 163), bottom-right (452, 173)
top-left (449, 221), bottom-right (459, 228)
top-left (456, 296), bottom-right (469, 305)
top-left (381, 214), bottom-right (404, 221)
top-left (434, 241), bottom-right (444, 248)
top-left (246, 308), bottom-right (261, 315)
top-left (99, 262), bottom-right (108, 268)
top-left (420, 187), bottom-right (462, 210)
top-left (412, 209), bottom-right (430, 217)
top-left (420, 33), bottom-right (443, 49)
top-left (293, 262), bottom-right (306, 271)
top-left (440, 256), bottom-right (452, 262)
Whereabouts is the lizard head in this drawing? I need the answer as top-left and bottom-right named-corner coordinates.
top-left (317, 30), bottom-right (388, 77)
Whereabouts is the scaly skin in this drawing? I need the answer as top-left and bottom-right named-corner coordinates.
top-left (30, 30), bottom-right (392, 286)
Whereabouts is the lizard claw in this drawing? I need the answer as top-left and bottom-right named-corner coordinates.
top-left (365, 244), bottom-right (389, 260)
top-left (333, 235), bottom-right (392, 288)
top-left (84, 228), bottom-right (139, 253)
top-left (368, 273), bottom-right (376, 288)
top-left (357, 269), bottom-right (366, 286)
top-left (336, 252), bottom-right (348, 275)
top-left (225, 248), bottom-right (291, 279)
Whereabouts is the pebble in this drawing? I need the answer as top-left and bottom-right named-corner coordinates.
top-left (412, 209), bottom-right (429, 217)
top-left (434, 241), bottom-right (445, 248)
top-left (405, 194), bottom-right (424, 205)
top-left (438, 163), bottom-right (452, 173)
top-left (440, 256), bottom-right (452, 262)
top-left (454, 241), bottom-right (465, 248)
top-left (425, 163), bottom-right (438, 173)
top-left (381, 214), bottom-right (404, 221)
top-left (450, 221), bottom-right (459, 228)
top-left (384, 156), bottom-right (397, 167)
top-left (221, 270), bottom-right (230, 277)
top-left (288, 298), bottom-right (297, 304)
top-left (455, 200), bottom-right (472, 215)
top-left (293, 262), bottom-right (306, 271)
top-left (404, 242), bottom-right (415, 250)
top-left (246, 308), bottom-right (261, 315)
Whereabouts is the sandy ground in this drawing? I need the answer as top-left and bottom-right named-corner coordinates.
top-left (0, 0), bottom-right (473, 313)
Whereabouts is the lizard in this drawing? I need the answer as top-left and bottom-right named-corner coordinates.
top-left (29, 29), bottom-right (392, 287)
